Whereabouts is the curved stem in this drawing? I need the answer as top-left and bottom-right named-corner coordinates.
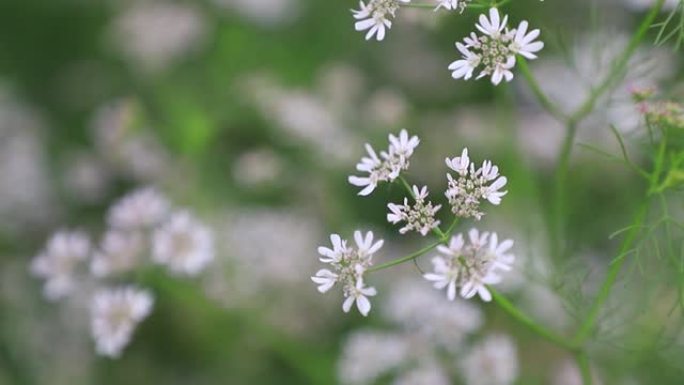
top-left (517, 57), bottom-right (567, 121)
top-left (568, 0), bottom-right (666, 124)
top-left (573, 201), bottom-right (650, 343)
top-left (367, 239), bottom-right (443, 273)
top-left (490, 288), bottom-right (579, 351)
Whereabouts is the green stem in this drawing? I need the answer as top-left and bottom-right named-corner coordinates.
top-left (568, 0), bottom-right (666, 124)
top-left (551, 121), bottom-right (579, 260)
top-left (490, 288), bottom-right (579, 351)
top-left (367, 240), bottom-right (444, 273)
top-left (575, 351), bottom-right (594, 385)
top-left (517, 57), bottom-right (567, 121)
top-left (573, 200), bottom-right (650, 343)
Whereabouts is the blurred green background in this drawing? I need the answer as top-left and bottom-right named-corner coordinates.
top-left (0, 0), bottom-right (683, 384)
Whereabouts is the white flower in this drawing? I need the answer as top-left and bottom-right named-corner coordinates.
top-left (90, 286), bottom-right (153, 358)
top-left (449, 43), bottom-right (480, 80)
top-left (510, 21), bottom-right (544, 59)
top-left (352, 0), bottom-right (410, 41)
top-left (30, 230), bottom-right (91, 301)
top-left (91, 230), bottom-right (144, 277)
top-left (342, 277), bottom-right (378, 316)
top-left (311, 231), bottom-right (383, 316)
top-left (423, 228), bottom-right (514, 302)
top-left (461, 334), bottom-right (519, 385)
top-left (338, 330), bottom-right (410, 385)
top-left (152, 211), bottom-right (214, 276)
top-left (348, 129), bottom-right (420, 196)
top-left (387, 185), bottom-right (442, 236)
top-left (444, 148), bottom-right (507, 219)
top-left (107, 187), bottom-right (170, 230)
top-left (434, 0), bottom-right (468, 12)
top-left (449, 8), bottom-right (543, 85)
top-left (393, 364), bottom-right (451, 385)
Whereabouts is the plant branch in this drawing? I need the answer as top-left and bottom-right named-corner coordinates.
top-left (517, 57), bottom-right (567, 121)
top-left (367, 239), bottom-right (444, 273)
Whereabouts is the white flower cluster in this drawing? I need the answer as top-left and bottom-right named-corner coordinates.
top-left (449, 8), bottom-right (544, 85)
top-left (312, 231), bottom-right (384, 316)
top-left (445, 147), bottom-right (508, 220)
top-left (337, 280), bottom-right (519, 385)
top-left (348, 129), bottom-right (420, 196)
top-left (30, 186), bottom-right (215, 358)
top-left (435, 0), bottom-right (469, 12)
top-left (387, 185), bottom-right (442, 236)
top-left (424, 228), bottom-right (514, 302)
top-left (352, 0), bottom-right (410, 41)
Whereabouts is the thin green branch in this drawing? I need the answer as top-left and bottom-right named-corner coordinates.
top-left (551, 121), bottom-right (578, 260)
top-left (490, 288), bottom-right (579, 351)
top-left (575, 351), bottom-right (594, 385)
top-left (367, 239), bottom-right (443, 273)
top-left (517, 57), bottom-right (568, 121)
top-left (569, 0), bottom-right (666, 124)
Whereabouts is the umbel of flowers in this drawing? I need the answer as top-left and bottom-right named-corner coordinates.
top-left (350, 4), bottom-right (544, 86)
top-left (312, 129), bottom-right (515, 316)
top-left (30, 187), bottom-right (215, 358)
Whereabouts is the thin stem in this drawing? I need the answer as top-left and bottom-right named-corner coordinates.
top-left (517, 57), bottom-right (567, 121)
top-left (367, 240), bottom-right (444, 273)
top-left (551, 121), bottom-right (578, 260)
top-left (575, 351), bottom-right (594, 385)
top-left (568, 0), bottom-right (666, 124)
top-left (573, 200), bottom-right (650, 343)
top-left (490, 288), bottom-right (579, 351)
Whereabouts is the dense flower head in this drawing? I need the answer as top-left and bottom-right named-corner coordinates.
top-left (312, 231), bottom-right (383, 316)
top-left (30, 230), bottom-right (91, 301)
top-left (152, 211), bottom-right (214, 276)
top-left (435, 0), bottom-right (469, 12)
top-left (449, 8), bottom-right (543, 85)
top-left (90, 286), bottom-right (153, 358)
top-left (349, 129), bottom-right (420, 196)
top-left (91, 230), bottom-right (144, 277)
top-left (106, 187), bottom-right (170, 230)
top-left (352, 0), bottom-right (410, 41)
top-left (444, 148), bottom-right (508, 220)
top-left (461, 334), bottom-right (519, 385)
top-left (387, 185), bottom-right (442, 236)
top-left (423, 228), bottom-right (514, 302)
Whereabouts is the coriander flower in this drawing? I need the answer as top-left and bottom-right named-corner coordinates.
top-left (348, 129), bottom-right (419, 196)
top-left (435, 0), bottom-right (468, 12)
top-left (152, 211), bottom-right (214, 276)
top-left (444, 148), bottom-right (507, 220)
top-left (90, 286), bottom-right (153, 358)
top-left (312, 231), bottom-right (383, 316)
top-left (423, 228), bottom-right (514, 302)
top-left (352, 0), bottom-right (410, 41)
top-left (387, 185), bottom-right (442, 236)
top-left (461, 334), bottom-right (519, 385)
top-left (91, 230), bottom-right (144, 277)
top-left (107, 187), bottom-right (170, 230)
top-left (449, 8), bottom-right (543, 85)
top-left (30, 230), bottom-right (91, 301)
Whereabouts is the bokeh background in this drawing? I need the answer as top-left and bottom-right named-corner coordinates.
top-left (0, 0), bottom-right (683, 384)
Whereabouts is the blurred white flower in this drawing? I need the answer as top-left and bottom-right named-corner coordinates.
top-left (393, 363), bottom-right (451, 385)
top-left (352, 0), bottom-right (411, 41)
top-left (112, 2), bottom-right (207, 72)
top-left (434, 0), bottom-right (467, 12)
top-left (349, 129), bottom-right (420, 196)
top-left (213, 0), bottom-right (301, 27)
top-left (424, 228), bottom-right (514, 302)
top-left (445, 148), bottom-right (507, 220)
top-left (461, 334), bottom-right (519, 385)
top-left (232, 148), bottom-right (283, 188)
top-left (449, 8), bottom-right (543, 85)
top-left (107, 187), bottom-right (170, 230)
top-left (91, 230), bottom-right (144, 277)
top-left (62, 151), bottom-right (112, 204)
top-left (30, 230), bottom-right (91, 301)
top-left (387, 185), bottom-right (442, 236)
top-left (152, 211), bottom-right (214, 276)
top-left (383, 279), bottom-right (483, 351)
top-left (90, 286), bottom-right (153, 358)
top-left (338, 330), bottom-right (410, 385)
top-left (552, 359), bottom-right (603, 385)
top-left (312, 231), bottom-right (383, 316)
